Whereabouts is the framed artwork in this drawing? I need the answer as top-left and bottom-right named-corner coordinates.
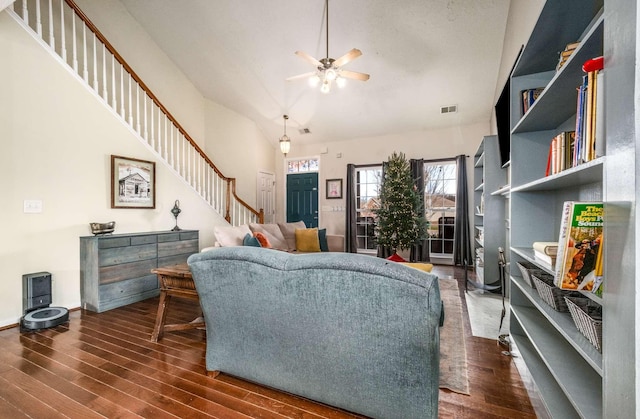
top-left (111, 155), bottom-right (156, 209)
top-left (326, 178), bottom-right (343, 199)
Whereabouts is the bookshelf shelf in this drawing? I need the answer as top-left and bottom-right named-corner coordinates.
top-left (511, 157), bottom-right (604, 192)
top-left (491, 184), bottom-right (510, 196)
top-left (511, 305), bottom-right (602, 418)
top-left (507, 0), bottom-right (611, 417)
top-left (512, 14), bottom-right (603, 134)
top-left (510, 335), bottom-right (579, 418)
top-left (512, 276), bottom-right (603, 373)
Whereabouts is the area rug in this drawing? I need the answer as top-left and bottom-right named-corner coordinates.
top-left (466, 289), bottom-right (510, 339)
top-left (438, 278), bottom-right (470, 395)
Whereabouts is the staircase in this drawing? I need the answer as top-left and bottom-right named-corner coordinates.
top-left (6, 0), bottom-right (263, 226)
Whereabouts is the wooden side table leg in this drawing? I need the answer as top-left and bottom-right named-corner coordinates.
top-left (151, 289), bottom-right (170, 342)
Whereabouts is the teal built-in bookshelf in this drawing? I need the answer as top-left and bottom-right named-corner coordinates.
top-left (473, 136), bottom-right (506, 289)
top-left (505, 0), bottom-right (638, 417)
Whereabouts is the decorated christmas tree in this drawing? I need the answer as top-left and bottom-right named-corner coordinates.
top-left (375, 152), bottom-right (427, 254)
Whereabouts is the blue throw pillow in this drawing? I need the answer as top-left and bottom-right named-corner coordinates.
top-left (318, 228), bottom-right (329, 252)
top-left (243, 233), bottom-right (262, 247)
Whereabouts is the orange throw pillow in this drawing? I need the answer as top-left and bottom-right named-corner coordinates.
top-left (253, 232), bottom-right (272, 248)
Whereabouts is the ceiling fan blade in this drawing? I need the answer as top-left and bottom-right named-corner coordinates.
top-left (286, 72), bottom-right (317, 81)
top-left (295, 51), bottom-right (322, 67)
top-left (340, 70), bottom-right (370, 81)
top-left (333, 48), bottom-right (362, 68)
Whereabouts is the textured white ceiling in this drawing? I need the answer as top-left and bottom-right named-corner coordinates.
top-left (119, 0), bottom-right (510, 146)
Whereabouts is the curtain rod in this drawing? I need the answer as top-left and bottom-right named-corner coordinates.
top-left (352, 155), bottom-right (468, 168)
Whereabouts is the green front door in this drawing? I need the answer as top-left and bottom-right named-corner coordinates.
top-left (286, 173), bottom-right (318, 228)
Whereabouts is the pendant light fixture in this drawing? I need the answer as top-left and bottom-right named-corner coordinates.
top-left (279, 115), bottom-right (291, 156)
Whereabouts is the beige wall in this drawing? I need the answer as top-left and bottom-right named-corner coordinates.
top-left (74, 0), bottom-right (207, 145)
top-left (204, 101), bottom-right (276, 206)
top-left (276, 122), bottom-right (489, 236)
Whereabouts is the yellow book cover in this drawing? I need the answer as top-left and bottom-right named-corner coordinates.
top-left (555, 202), bottom-right (603, 290)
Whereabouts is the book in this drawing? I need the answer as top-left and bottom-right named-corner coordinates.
top-left (594, 70), bottom-right (605, 157)
top-left (554, 202), bottom-right (604, 290)
top-left (532, 241), bottom-right (558, 256)
top-left (556, 41), bottom-right (580, 71)
top-left (545, 141), bottom-right (552, 176)
top-left (534, 249), bottom-right (556, 267)
top-left (521, 87), bottom-right (544, 115)
top-left (589, 233), bottom-right (605, 296)
top-left (548, 132), bottom-right (576, 175)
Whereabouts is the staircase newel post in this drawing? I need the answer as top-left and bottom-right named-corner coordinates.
top-left (258, 209), bottom-right (264, 224)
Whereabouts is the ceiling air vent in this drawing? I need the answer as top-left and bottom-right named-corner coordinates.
top-left (440, 105), bottom-right (458, 114)
top-left (299, 128), bottom-right (312, 134)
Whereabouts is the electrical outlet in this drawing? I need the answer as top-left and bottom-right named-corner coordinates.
top-left (24, 200), bottom-right (43, 213)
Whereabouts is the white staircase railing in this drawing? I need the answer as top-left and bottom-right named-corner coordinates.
top-left (7, 0), bottom-right (263, 226)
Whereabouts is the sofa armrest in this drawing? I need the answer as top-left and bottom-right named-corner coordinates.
top-left (326, 234), bottom-right (345, 252)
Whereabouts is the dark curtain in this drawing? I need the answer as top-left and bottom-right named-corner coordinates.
top-left (345, 164), bottom-right (358, 253)
top-left (376, 162), bottom-right (394, 258)
top-left (409, 159), bottom-right (430, 262)
top-left (453, 154), bottom-right (472, 266)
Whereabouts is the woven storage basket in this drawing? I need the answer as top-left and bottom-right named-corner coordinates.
top-left (531, 272), bottom-right (580, 312)
top-left (565, 296), bottom-right (603, 352)
top-left (516, 261), bottom-right (541, 289)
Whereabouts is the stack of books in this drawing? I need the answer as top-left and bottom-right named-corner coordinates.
top-left (521, 87), bottom-right (545, 115)
top-left (545, 131), bottom-right (576, 176)
top-left (574, 56), bottom-right (605, 166)
top-left (532, 241), bottom-right (558, 267)
top-left (556, 41), bottom-right (580, 71)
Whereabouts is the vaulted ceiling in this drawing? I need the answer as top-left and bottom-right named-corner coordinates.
top-left (119, 0), bottom-right (511, 147)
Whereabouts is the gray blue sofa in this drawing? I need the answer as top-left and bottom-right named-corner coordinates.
top-left (187, 246), bottom-right (442, 419)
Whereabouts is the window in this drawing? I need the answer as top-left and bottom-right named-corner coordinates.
top-left (424, 161), bottom-right (457, 259)
top-left (287, 158), bottom-right (319, 173)
top-left (355, 166), bottom-right (382, 252)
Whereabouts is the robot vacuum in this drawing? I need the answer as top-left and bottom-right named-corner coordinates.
top-left (20, 271), bottom-right (69, 332)
top-left (20, 306), bottom-right (69, 331)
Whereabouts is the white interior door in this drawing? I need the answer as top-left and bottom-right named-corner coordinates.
top-left (257, 171), bottom-right (275, 223)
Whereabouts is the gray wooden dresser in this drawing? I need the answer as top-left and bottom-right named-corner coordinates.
top-left (80, 230), bottom-right (199, 312)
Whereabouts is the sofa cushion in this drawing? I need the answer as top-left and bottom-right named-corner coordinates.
top-left (295, 228), bottom-right (321, 252)
top-left (249, 223), bottom-right (288, 250)
top-left (214, 224), bottom-right (252, 247)
top-left (318, 228), bottom-right (329, 252)
top-left (243, 233), bottom-right (262, 247)
top-left (278, 221), bottom-right (307, 251)
top-left (253, 232), bottom-right (272, 248)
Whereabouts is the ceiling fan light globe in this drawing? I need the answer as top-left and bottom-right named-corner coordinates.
top-left (325, 68), bottom-right (337, 81)
top-left (320, 80), bottom-right (331, 94)
top-left (336, 76), bottom-right (346, 88)
top-left (309, 75), bottom-right (321, 87)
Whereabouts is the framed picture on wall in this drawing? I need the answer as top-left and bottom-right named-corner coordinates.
top-left (111, 155), bottom-right (156, 208)
top-left (326, 178), bottom-right (343, 199)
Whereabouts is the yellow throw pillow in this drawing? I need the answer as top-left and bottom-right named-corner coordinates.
top-left (399, 262), bottom-right (434, 273)
top-left (295, 228), bottom-right (321, 252)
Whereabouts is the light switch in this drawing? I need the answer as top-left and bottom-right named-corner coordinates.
top-left (24, 199), bottom-right (43, 213)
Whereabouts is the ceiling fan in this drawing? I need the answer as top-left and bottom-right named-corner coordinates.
top-left (286, 0), bottom-right (370, 93)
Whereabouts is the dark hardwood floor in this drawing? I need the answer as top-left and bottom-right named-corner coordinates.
top-left (0, 265), bottom-right (542, 418)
